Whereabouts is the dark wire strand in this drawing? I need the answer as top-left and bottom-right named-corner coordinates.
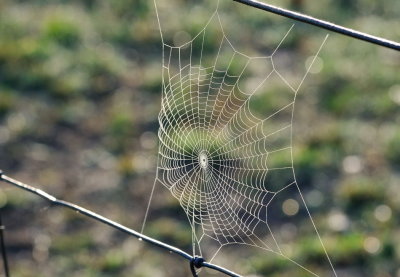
top-left (233, 0), bottom-right (400, 51)
top-left (0, 208), bottom-right (10, 277)
top-left (190, 257), bottom-right (205, 277)
top-left (0, 171), bottom-right (241, 277)
top-left (190, 259), bottom-right (199, 277)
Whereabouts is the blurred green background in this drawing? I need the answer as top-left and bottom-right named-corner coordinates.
top-left (0, 0), bottom-right (399, 276)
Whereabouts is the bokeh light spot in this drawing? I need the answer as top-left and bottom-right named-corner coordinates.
top-left (342, 155), bottom-right (363, 174)
top-left (374, 205), bottom-right (392, 222)
top-left (389, 85), bottom-right (400, 105)
top-left (363, 236), bottom-right (381, 254)
top-left (282, 199), bottom-right (299, 216)
top-left (173, 31), bottom-right (191, 48)
top-left (328, 210), bottom-right (349, 231)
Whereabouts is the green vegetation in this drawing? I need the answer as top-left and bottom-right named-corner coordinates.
top-left (0, 0), bottom-right (399, 276)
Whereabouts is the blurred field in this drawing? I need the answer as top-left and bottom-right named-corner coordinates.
top-left (0, 0), bottom-right (399, 276)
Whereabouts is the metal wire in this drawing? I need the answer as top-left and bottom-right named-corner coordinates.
top-left (0, 209), bottom-right (10, 277)
top-left (5, 5), bottom-right (397, 276)
top-left (233, 0), bottom-right (400, 51)
top-left (0, 171), bottom-right (241, 277)
top-left (190, 257), bottom-right (207, 277)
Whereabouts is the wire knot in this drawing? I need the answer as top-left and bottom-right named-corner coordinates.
top-left (190, 256), bottom-right (205, 276)
top-left (192, 256), bottom-right (204, 268)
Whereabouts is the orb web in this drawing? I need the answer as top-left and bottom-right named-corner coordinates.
top-left (142, 1), bottom-right (337, 276)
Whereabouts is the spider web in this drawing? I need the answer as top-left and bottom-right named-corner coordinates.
top-left (142, 1), bottom-right (337, 276)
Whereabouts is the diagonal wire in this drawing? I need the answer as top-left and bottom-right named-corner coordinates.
top-left (0, 170), bottom-right (241, 277)
top-left (233, 0), bottom-right (400, 51)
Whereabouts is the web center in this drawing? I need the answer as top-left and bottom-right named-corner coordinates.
top-left (199, 152), bottom-right (208, 169)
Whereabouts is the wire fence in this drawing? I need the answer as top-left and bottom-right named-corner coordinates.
top-left (234, 0), bottom-right (400, 51)
top-left (0, 170), bottom-right (241, 277)
top-left (1, 1), bottom-right (399, 276)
